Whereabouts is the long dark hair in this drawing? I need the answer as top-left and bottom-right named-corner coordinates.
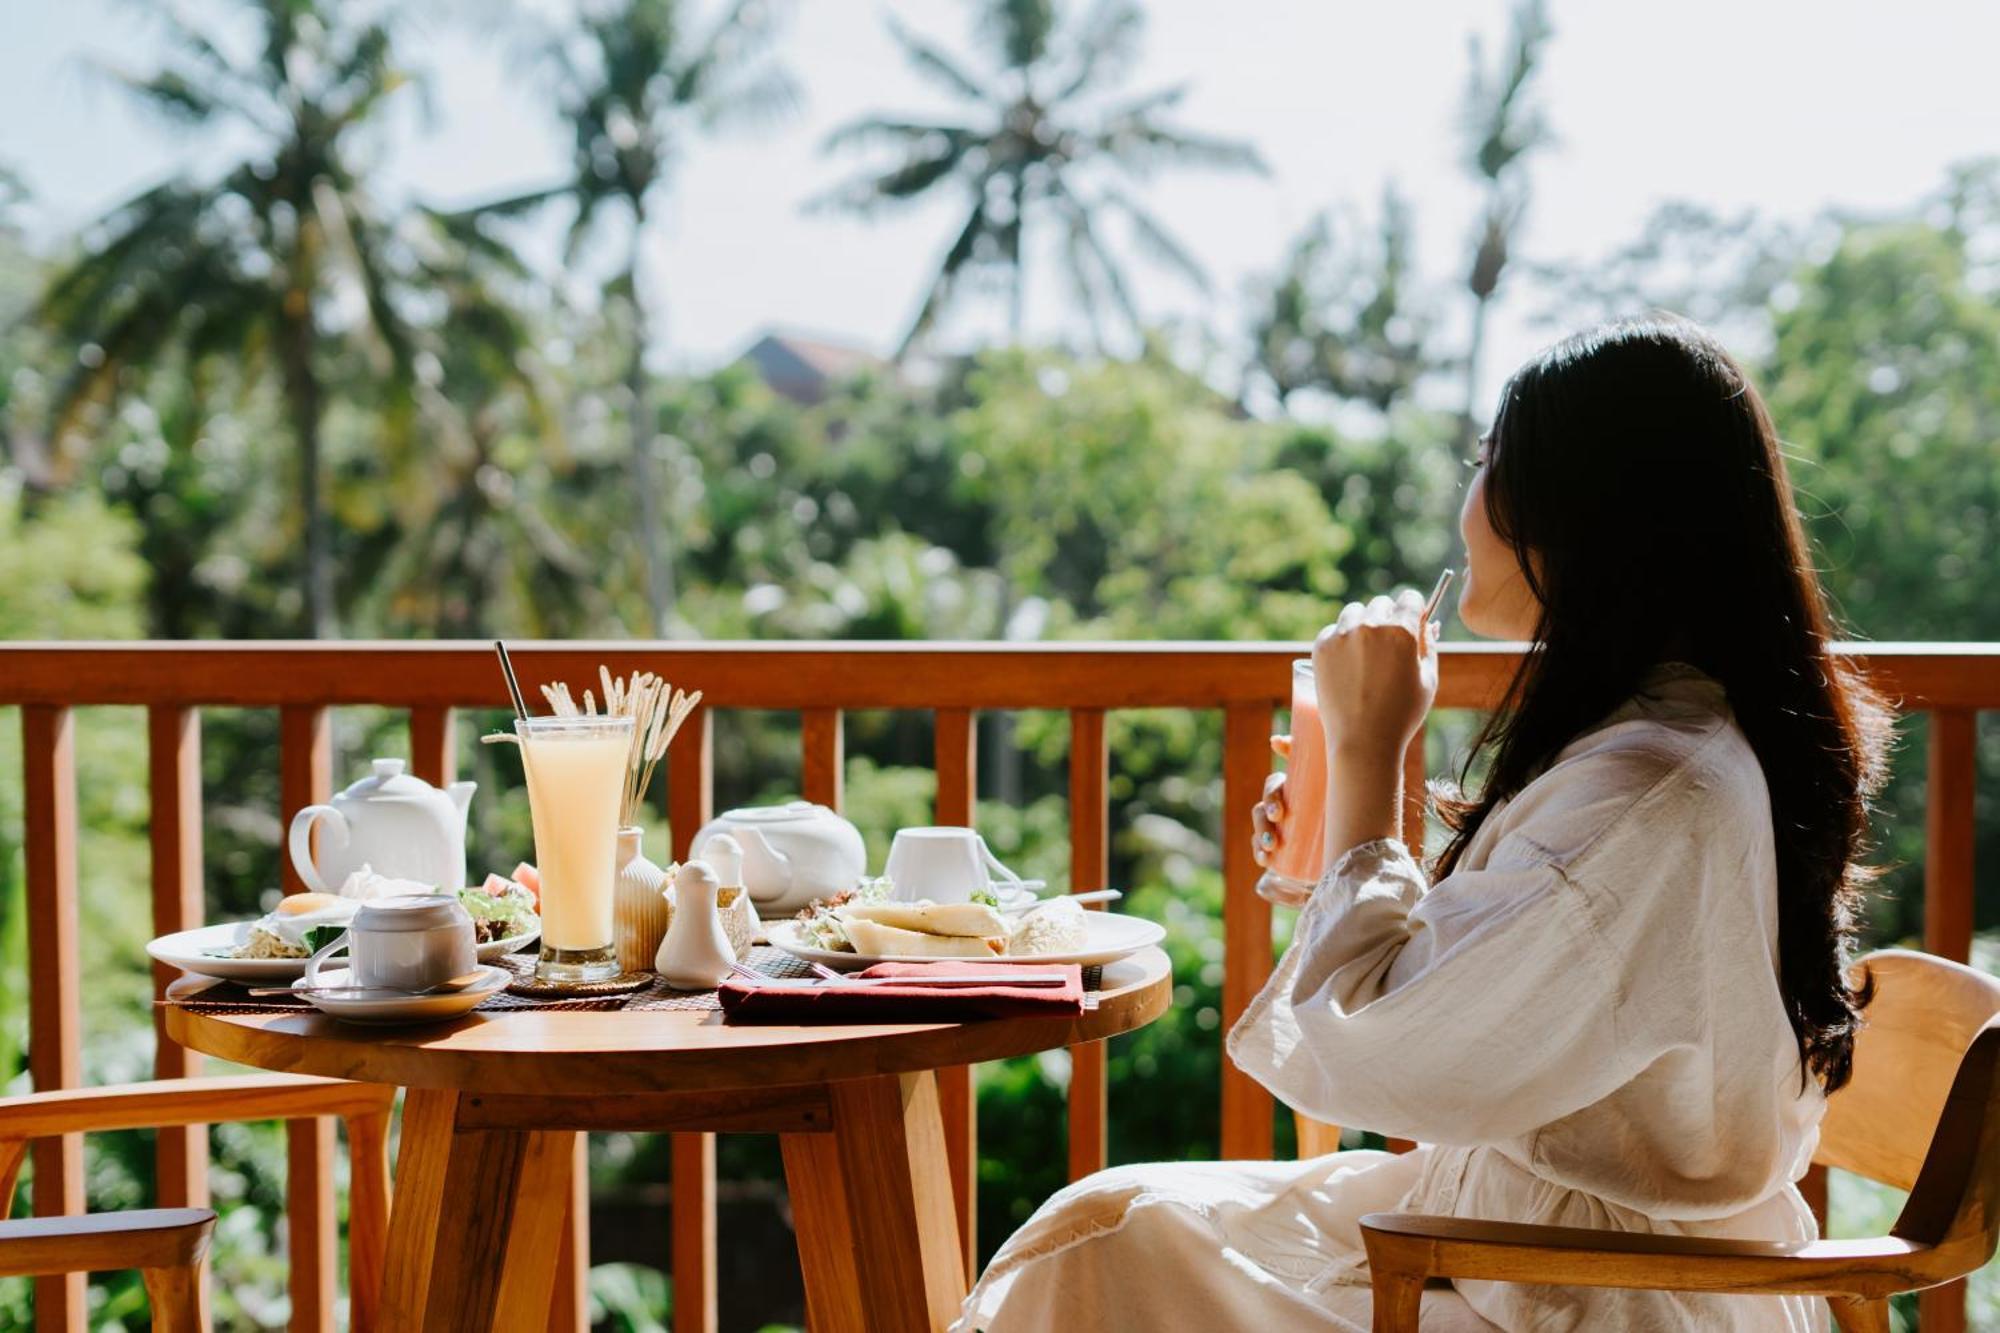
top-left (1435, 316), bottom-right (1891, 1093)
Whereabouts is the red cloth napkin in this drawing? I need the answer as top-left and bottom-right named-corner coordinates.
top-left (718, 961), bottom-right (1084, 1023)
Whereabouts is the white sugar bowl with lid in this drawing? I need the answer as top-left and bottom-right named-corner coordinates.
top-left (304, 894), bottom-right (477, 993)
top-left (288, 758), bottom-right (477, 894)
top-left (692, 801), bottom-right (866, 917)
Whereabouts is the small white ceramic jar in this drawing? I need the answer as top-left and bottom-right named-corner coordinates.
top-left (306, 894), bottom-right (477, 992)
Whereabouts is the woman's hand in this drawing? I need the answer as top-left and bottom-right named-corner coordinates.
top-left (1312, 590), bottom-right (1439, 863)
top-left (1312, 590), bottom-right (1439, 763)
top-left (1251, 736), bottom-right (1291, 868)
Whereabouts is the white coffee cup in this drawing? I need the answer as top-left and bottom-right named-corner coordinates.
top-left (304, 894), bottom-right (477, 992)
top-left (884, 827), bottom-right (1025, 905)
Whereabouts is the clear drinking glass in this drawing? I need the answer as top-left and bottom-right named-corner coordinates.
top-left (516, 715), bottom-right (633, 984)
top-left (1257, 660), bottom-right (1326, 906)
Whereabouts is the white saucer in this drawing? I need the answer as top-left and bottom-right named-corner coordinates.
top-left (290, 965), bottom-right (509, 1025)
top-left (767, 911), bottom-right (1165, 973)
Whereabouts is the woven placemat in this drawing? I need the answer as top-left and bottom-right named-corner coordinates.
top-left (165, 947), bottom-right (1103, 1017)
top-left (498, 957), bottom-right (653, 999)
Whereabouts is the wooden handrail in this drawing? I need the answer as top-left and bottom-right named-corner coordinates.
top-left (4, 639), bottom-right (1994, 1333)
top-left (0, 640), bottom-right (1991, 709)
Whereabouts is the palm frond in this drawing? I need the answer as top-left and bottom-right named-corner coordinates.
top-left (886, 14), bottom-right (991, 103)
top-left (677, 0), bottom-right (791, 103)
top-left (898, 194), bottom-right (993, 358)
top-left (445, 185), bottom-right (575, 225)
top-left (981, 0), bottom-right (1057, 72)
top-left (96, 64), bottom-right (225, 124)
top-left (319, 186), bottom-right (417, 388)
top-left (1091, 89), bottom-right (1267, 177)
top-left (804, 131), bottom-right (976, 214)
top-left (1461, 0), bottom-right (1554, 183)
top-left (1051, 0), bottom-right (1144, 101)
top-left (1051, 179), bottom-right (1137, 330)
top-left (36, 179), bottom-right (216, 334)
top-left (822, 117), bottom-right (979, 153)
top-left (1103, 188), bottom-right (1209, 291)
top-left (808, 141), bottom-right (980, 215)
top-left (1058, 210), bottom-right (1114, 352)
top-left (157, 8), bottom-right (262, 94)
top-left (697, 63), bottom-right (802, 134)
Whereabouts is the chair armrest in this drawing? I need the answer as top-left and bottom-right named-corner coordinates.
top-left (1359, 1212), bottom-right (1939, 1298)
top-left (0, 1073), bottom-right (393, 1139)
top-left (0, 1208), bottom-right (214, 1279)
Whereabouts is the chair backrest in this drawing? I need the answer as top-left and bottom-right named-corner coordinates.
top-left (1817, 949), bottom-right (2000, 1254)
top-left (1819, 950), bottom-right (2000, 1190)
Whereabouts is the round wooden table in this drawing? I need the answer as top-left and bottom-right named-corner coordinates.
top-left (167, 948), bottom-right (1171, 1333)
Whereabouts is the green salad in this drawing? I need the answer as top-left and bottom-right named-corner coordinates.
top-left (457, 879), bottom-right (540, 945)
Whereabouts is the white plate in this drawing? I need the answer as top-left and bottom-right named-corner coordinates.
top-left (760, 880), bottom-right (1045, 922)
top-left (478, 928), bottom-right (540, 963)
top-left (147, 923), bottom-right (315, 983)
top-left (766, 911), bottom-right (1166, 973)
top-left (291, 965), bottom-right (510, 1025)
top-left (147, 922), bottom-right (539, 983)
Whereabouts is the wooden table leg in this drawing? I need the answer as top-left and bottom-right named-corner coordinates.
top-left (781, 1071), bottom-right (968, 1333)
top-left (548, 1135), bottom-right (590, 1333)
top-left (378, 1088), bottom-right (576, 1333)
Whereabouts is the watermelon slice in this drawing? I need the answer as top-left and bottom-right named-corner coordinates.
top-left (510, 861), bottom-right (541, 905)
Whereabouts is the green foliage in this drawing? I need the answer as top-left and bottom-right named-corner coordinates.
top-left (36, 0), bottom-right (426, 637)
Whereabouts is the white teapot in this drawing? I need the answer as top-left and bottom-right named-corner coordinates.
top-left (288, 758), bottom-right (477, 894)
top-left (692, 801), bottom-right (865, 917)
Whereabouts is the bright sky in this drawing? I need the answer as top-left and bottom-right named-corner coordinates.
top-left (3, 0), bottom-right (1997, 406)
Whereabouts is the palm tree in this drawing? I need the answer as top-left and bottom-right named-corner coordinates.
top-left (365, 208), bottom-right (602, 639)
top-left (36, 0), bottom-right (419, 637)
top-left (1457, 0), bottom-right (1553, 438)
top-left (1248, 186), bottom-right (1434, 413)
top-left (819, 0), bottom-right (1266, 356)
top-left (497, 0), bottom-right (799, 636)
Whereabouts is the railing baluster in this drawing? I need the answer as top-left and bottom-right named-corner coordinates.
top-left (1922, 707), bottom-right (1978, 1333)
top-left (1924, 709), bottom-right (1977, 963)
top-left (933, 707), bottom-right (980, 1281)
top-left (24, 705), bottom-right (84, 1331)
top-left (802, 708), bottom-right (844, 808)
top-left (1221, 702), bottom-right (1276, 1160)
top-left (668, 708), bottom-right (718, 1333)
top-left (409, 705), bottom-right (456, 787)
top-left (148, 704), bottom-right (211, 1326)
top-left (279, 704), bottom-right (336, 1333)
top-left (1067, 708), bottom-right (1109, 1182)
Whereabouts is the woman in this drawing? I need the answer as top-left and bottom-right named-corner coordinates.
top-left (955, 317), bottom-right (1890, 1332)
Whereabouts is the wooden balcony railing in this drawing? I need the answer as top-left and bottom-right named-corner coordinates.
top-left (1, 640), bottom-right (1994, 1332)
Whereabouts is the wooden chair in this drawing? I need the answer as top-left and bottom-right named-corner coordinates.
top-left (0, 1072), bottom-right (396, 1330)
top-left (1359, 949), bottom-right (2000, 1333)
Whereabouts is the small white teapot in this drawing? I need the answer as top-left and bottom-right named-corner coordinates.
top-left (692, 802), bottom-right (865, 917)
top-left (288, 758), bottom-right (476, 894)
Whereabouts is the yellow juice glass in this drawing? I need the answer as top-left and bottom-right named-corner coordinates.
top-left (517, 714), bottom-right (632, 984)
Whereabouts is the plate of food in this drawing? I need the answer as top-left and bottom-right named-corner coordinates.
top-left (148, 878), bottom-right (542, 983)
top-left (147, 892), bottom-right (368, 983)
top-left (768, 890), bottom-right (1164, 971)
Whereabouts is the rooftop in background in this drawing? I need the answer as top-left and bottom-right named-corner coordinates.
top-left (737, 330), bottom-right (891, 404)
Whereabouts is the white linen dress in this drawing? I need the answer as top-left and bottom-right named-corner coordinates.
top-left (955, 664), bottom-right (1829, 1332)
